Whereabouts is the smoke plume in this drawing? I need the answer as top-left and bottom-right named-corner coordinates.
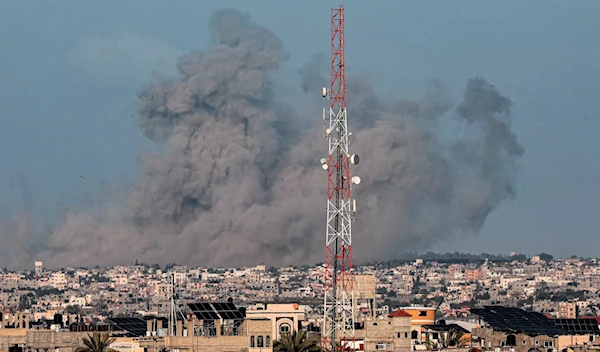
top-left (31, 9), bottom-right (523, 268)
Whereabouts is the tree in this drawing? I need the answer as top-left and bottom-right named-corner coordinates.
top-left (538, 253), bottom-right (553, 262)
top-left (426, 329), bottom-right (470, 349)
top-left (66, 305), bottom-right (83, 315)
top-left (476, 292), bottom-right (490, 300)
top-left (75, 333), bottom-right (117, 352)
top-left (273, 330), bottom-right (321, 352)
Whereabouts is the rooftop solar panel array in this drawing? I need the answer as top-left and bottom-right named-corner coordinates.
top-left (108, 317), bottom-right (148, 337)
top-left (471, 306), bottom-right (566, 336)
top-left (187, 302), bottom-right (245, 321)
top-left (554, 319), bottom-right (600, 335)
top-left (188, 303), bottom-right (220, 320)
top-left (213, 302), bottom-right (245, 320)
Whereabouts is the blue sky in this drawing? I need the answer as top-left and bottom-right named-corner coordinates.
top-left (1, 0), bottom-right (599, 258)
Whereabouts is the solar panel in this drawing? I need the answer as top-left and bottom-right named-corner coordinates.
top-left (187, 302), bottom-right (246, 321)
top-left (108, 317), bottom-right (148, 337)
top-left (554, 319), bottom-right (600, 335)
top-left (211, 302), bottom-right (245, 320)
top-left (187, 302), bottom-right (220, 320)
top-left (472, 306), bottom-right (567, 336)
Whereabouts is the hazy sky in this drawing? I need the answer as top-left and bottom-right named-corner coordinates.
top-left (1, 0), bottom-right (599, 259)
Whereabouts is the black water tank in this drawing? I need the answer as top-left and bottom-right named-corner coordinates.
top-left (54, 314), bottom-right (62, 325)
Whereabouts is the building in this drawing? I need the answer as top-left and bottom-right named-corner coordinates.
top-left (465, 269), bottom-right (482, 282)
top-left (558, 302), bottom-right (577, 319)
top-left (399, 306), bottom-right (436, 327)
top-left (245, 303), bottom-right (305, 342)
top-left (354, 274), bottom-right (377, 319)
top-left (34, 261), bottom-right (43, 277)
top-left (353, 309), bottom-right (412, 352)
top-left (471, 306), bottom-right (599, 352)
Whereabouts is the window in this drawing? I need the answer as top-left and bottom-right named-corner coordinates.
top-left (523, 341), bottom-right (527, 345)
top-left (266, 336), bottom-right (271, 347)
top-left (411, 331), bottom-right (418, 339)
top-left (375, 343), bottom-right (386, 350)
top-left (432, 333), bottom-right (439, 340)
top-left (373, 322), bottom-right (378, 326)
top-left (257, 336), bottom-right (264, 348)
top-left (405, 332), bottom-right (408, 338)
top-left (419, 311), bottom-right (427, 317)
top-left (507, 335), bottom-right (516, 346)
top-left (535, 341), bottom-right (540, 345)
top-left (397, 332), bottom-right (401, 338)
top-left (544, 341), bottom-right (554, 347)
top-left (250, 336), bottom-right (255, 348)
top-left (280, 323), bottom-right (291, 334)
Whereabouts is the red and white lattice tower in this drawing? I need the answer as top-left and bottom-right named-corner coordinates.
top-left (321, 6), bottom-right (360, 352)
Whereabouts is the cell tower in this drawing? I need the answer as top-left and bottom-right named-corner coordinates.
top-left (320, 5), bottom-right (360, 352)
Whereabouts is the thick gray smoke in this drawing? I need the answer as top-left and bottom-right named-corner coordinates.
top-left (32, 8), bottom-right (523, 268)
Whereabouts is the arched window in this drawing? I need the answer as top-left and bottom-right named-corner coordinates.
top-left (280, 323), bottom-right (291, 334)
top-left (257, 335), bottom-right (264, 348)
top-left (411, 330), bottom-right (418, 339)
top-left (250, 336), bottom-right (255, 348)
top-left (266, 336), bottom-right (271, 347)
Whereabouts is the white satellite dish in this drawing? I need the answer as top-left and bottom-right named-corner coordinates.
top-left (322, 164), bottom-right (328, 170)
top-left (322, 87), bottom-right (328, 98)
top-left (350, 154), bottom-right (360, 165)
top-left (351, 176), bottom-right (361, 185)
top-left (320, 158), bottom-right (327, 164)
top-left (325, 128), bottom-right (332, 135)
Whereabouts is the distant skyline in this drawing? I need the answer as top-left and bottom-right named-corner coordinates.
top-left (1, 1), bottom-right (600, 266)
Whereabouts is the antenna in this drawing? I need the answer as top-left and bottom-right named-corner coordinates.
top-left (321, 5), bottom-right (359, 352)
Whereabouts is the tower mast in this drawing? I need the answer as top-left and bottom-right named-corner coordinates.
top-left (321, 5), bottom-right (359, 352)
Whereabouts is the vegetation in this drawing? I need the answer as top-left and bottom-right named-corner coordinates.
top-left (66, 305), bottom-right (83, 314)
top-left (75, 333), bottom-right (117, 352)
top-left (35, 287), bottom-right (63, 296)
top-left (426, 329), bottom-right (470, 349)
top-left (364, 252), bottom-right (519, 266)
top-left (273, 330), bottom-right (321, 352)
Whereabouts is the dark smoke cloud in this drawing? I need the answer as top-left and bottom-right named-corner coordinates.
top-left (14, 8), bottom-right (523, 268)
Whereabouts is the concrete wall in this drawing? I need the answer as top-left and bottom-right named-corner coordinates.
top-left (557, 335), bottom-right (594, 350)
top-left (248, 320), bottom-right (271, 352)
top-left (401, 308), bottom-right (436, 326)
top-left (354, 316), bottom-right (411, 352)
top-left (473, 328), bottom-right (557, 352)
top-left (354, 275), bottom-right (376, 299)
top-left (146, 335), bottom-right (248, 352)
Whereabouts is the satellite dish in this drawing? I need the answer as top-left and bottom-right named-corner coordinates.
top-left (325, 128), bottom-right (332, 135)
top-left (322, 164), bottom-right (328, 170)
top-left (322, 87), bottom-right (328, 97)
top-left (320, 158), bottom-right (327, 164)
top-left (350, 154), bottom-right (360, 165)
top-left (351, 176), bottom-right (361, 185)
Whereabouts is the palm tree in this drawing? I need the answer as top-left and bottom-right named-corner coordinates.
top-left (273, 330), bottom-right (321, 352)
top-left (75, 332), bottom-right (117, 352)
top-left (426, 329), bottom-right (470, 350)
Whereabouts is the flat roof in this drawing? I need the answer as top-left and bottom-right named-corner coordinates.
top-left (400, 306), bottom-right (436, 311)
